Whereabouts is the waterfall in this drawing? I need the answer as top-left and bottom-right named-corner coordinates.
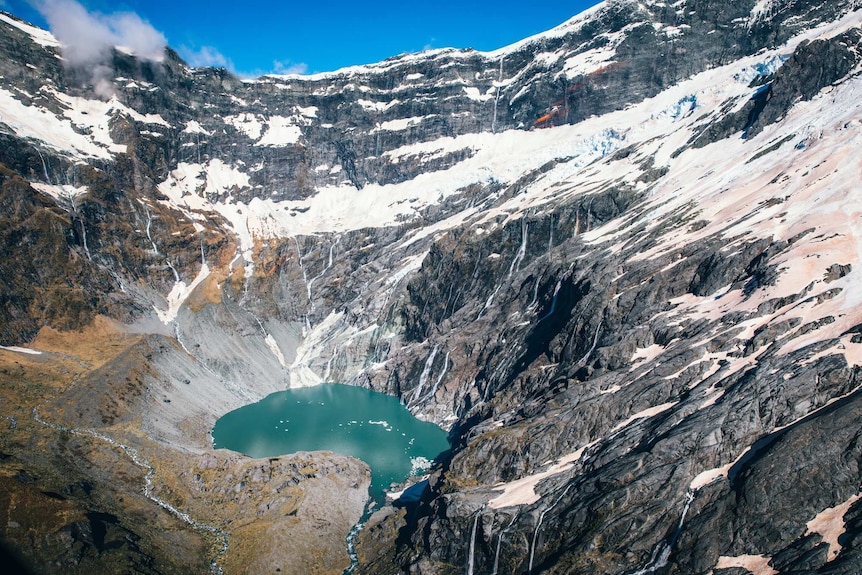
top-left (165, 259), bottom-right (181, 283)
top-left (576, 320), bottom-right (602, 367)
top-left (144, 206), bottom-right (185, 280)
top-left (478, 283), bottom-right (503, 318)
top-left (492, 513), bottom-right (519, 575)
top-left (529, 275), bottom-right (542, 310)
top-left (79, 218), bottom-right (93, 261)
top-left (294, 237), bottom-right (310, 300)
top-left (466, 510), bottom-right (482, 575)
top-left (425, 351), bottom-right (450, 401)
top-left (491, 55), bottom-right (504, 134)
top-left (529, 483), bottom-right (573, 574)
top-left (506, 218), bottom-right (529, 281)
top-left (479, 218), bottom-right (529, 318)
top-left (629, 491), bottom-right (695, 575)
top-left (36, 148), bottom-right (51, 183)
top-left (307, 235), bottom-right (341, 312)
top-left (537, 280), bottom-right (562, 323)
top-left (294, 237), bottom-right (312, 331)
top-left (145, 208), bottom-right (160, 255)
top-left (412, 344), bottom-right (439, 403)
top-left (324, 347), bottom-right (338, 382)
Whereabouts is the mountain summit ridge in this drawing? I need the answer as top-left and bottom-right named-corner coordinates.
top-left (1, 1), bottom-right (862, 574)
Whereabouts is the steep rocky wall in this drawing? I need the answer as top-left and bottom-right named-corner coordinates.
top-left (1, 0), bottom-right (857, 351)
top-left (349, 12), bottom-right (862, 574)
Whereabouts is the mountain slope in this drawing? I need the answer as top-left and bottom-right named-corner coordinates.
top-left (1, 1), bottom-right (861, 574)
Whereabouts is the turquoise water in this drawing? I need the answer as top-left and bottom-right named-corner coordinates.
top-left (212, 384), bottom-right (449, 504)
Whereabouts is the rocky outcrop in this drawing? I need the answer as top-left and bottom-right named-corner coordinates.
top-left (691, 27), bottom-right (862, 147)
top-left (169, 451), bottom-right (370, 575)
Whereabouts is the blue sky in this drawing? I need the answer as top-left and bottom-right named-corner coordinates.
top-left (3, 0), bottom-right (600, 76)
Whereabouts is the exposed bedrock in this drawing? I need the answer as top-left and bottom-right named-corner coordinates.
top-left (1, 1), bottom-right (862, 573)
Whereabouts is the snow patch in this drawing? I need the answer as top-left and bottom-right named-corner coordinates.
top-left (159, 159), bottom-right (250, 204)
top-left (385, 253), bottom-right (428, 286)
top-left (489, 400), bottom-right (678, 508)
top-left (155, 263), bottom-right (211, 324)
top-left (806, 492), bottom-right (862, 562)
top-left (257, 116), bottom-right (303, 146)
top-left (734, 54), bottom-right (791, 84)
top-left (715, 555), bottom-right (778, 575)
top-left (0, 13), bottom-right (59, 47)
top-left (803, 334), bottom-right (862, 368)
top-left (689, 464), bottom-right (732, 491)
top-left (0, 345), bottom-right (42, 355)
top-left (356, 99), bottom-right (400, 112)
top-left (488, 444), bottom-right (595, 509)
top-left (225, 113), bottom-right (263, 140)
top-left (30, 182), bottom-right (88, 201)
top-left (560, 48), bottom-right (617, 79)
top-left (611, 401), bottom-right (678, 432)
top-left (462, 86), bottom-right (494, 102)
top-left (183, 120), bottom-right (210, 135)
top-left (749, 0), bottom-right (780, 25)
top-left (289, 311), bottom-right (345, 388)
top-left (0, 87), bottom-right (114, 159)
top-left (372, 116), bottom-right (432, 133)
top-left (534, 51), bottom-right (562, 68)
top-left (264, 334), bottom-right (287, 368)
top-left (630, 344), bottom-right (665, 366)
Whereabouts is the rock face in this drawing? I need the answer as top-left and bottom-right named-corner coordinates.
top-left (1, 1), bottom-right (862, 574)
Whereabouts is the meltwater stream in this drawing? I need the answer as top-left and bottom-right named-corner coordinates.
top-left (211, 383), bottom-right (449, 505)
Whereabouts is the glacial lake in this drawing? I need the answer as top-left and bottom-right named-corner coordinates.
top-left (212, 384), bottom-right (450, 504)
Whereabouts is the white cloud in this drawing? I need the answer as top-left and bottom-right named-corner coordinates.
top-left (179, 45), bottom-right (233, 70)
top-left (33, 0), bottom-right (166, 65)
top-left (107, 11), bottom-right (166, 61)
top-left (272, 60), bottom-right (308, 76)
top-left (31, 0), bottom-right (166, 98)
top-left (177, 50), bottom-right (309, 79)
